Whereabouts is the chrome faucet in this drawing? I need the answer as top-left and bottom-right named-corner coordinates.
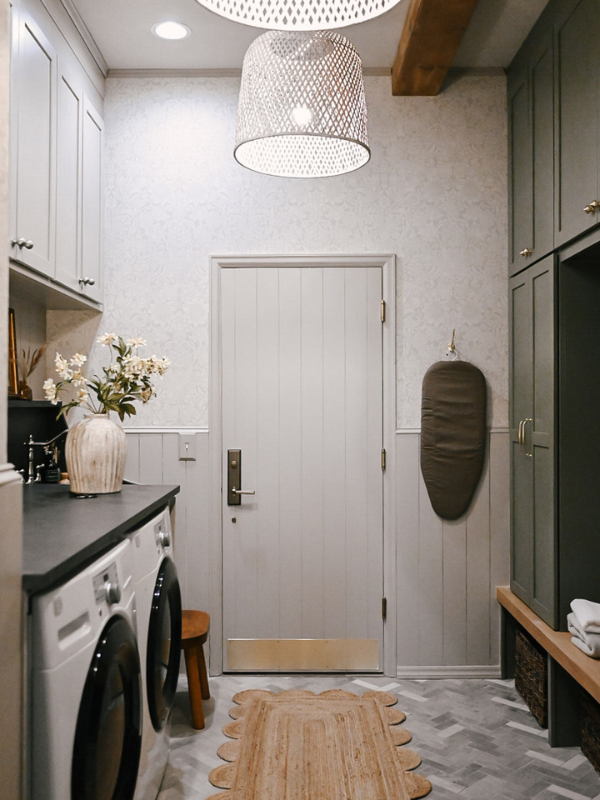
top-left (23, 429), bottom-right (68, 485)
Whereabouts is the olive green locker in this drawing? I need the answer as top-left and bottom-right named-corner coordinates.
top-left (508, 9), bottom-right (554, 275)
top-left (509, 255), bottom-right (557, 627)
top-left (555, 0), bottom-right (600, 246)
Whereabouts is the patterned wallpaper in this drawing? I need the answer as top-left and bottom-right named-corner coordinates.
top-left (103, 74), bottom-right (508, 429)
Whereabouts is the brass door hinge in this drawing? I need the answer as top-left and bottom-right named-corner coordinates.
top-left (381, 448), bottom-right (386, 471)
top-left (382, 597), bottom-right (387, 620)
top-left (380, 300), bottom-right (386, 323)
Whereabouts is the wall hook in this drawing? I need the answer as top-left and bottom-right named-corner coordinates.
top-left (446, 329), bottom-right (459, 361)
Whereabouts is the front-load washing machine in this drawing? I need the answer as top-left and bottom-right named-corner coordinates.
top-left (30, 538), bottom-right (142, 800)
top-left (129, 507), bottom-right (182, 800)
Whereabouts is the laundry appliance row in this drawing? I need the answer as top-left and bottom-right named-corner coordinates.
top-left (29, 506), bottom-right (182, 800)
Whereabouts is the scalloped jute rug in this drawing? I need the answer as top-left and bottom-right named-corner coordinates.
top-left (208, 689), bottom-right (432, 800)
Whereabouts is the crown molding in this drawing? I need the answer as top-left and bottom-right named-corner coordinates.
top-left (58, 0), bottom-right (109, 77)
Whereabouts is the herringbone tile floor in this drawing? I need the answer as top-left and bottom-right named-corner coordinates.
top-left (158, 675), bottom-right (600, 800)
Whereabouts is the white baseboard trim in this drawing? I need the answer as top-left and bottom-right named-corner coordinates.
top-left (396, 665), bottom-right (502, 679)
top-left (123, 427), bottom-right (209, 435)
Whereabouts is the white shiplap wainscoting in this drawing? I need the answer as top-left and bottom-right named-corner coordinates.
top-left (396, 429), bottom-right (509, 678)
top-left (124, 428), bottom-right (509, 676)
top-left (123, 429), bottom-right (211, 615)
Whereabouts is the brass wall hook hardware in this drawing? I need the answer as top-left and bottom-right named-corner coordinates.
top-left (446, 329), bottom-right (459, 361)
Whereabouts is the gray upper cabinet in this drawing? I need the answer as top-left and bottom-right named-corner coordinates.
top-left (9, 0), bottom-right (104, 306)
top-left (555, 0), bottom-right (600, 246)
top-left (55, 53), bottom-right (82, 293)
top-left (10, 0), bottom-right (57, 278)
top-left (509, 256), bottom-right (556, 626)
top-left (55, 46), bottom-right (104, 303)
top-left (508, 11), bottom-right (554, 275)
top-left (80, 97), bottom-right (103, 303)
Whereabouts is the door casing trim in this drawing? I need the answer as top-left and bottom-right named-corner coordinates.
top-left (209, 254), bottom-right (397, 676)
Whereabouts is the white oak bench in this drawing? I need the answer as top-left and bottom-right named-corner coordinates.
top-left (497, 586), bottom-right (600, 747)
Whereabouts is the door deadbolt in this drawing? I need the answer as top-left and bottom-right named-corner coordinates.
top-left (227, 449), bottom-right (255, 505)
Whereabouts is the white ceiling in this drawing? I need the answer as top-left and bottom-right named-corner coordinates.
top-left (69, 0), bottom-right (549, 72)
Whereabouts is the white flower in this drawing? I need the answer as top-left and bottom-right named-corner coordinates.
top-left (126, 337), bottom-right (147, 348)
top-left (43, 378), bottom-right (58, 405)
top-left (156, 357), bottom-right (170, 376)
top-left (70, 353), bottom-right (87, 367)
top-left (123, 355), bottom-right (145, 378)
top-left (143, 355), bottom-right (169, 376)
top-left (71, 371), bottom-right (87, 388)
top-left (97, 333), bottom-right (117, 346)
top-left (77, 388), bottom-right (89, 402)
top-left (54, 353), bottom-right (72, 381)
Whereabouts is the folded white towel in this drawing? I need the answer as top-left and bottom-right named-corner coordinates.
top-left (571, 598), bottom-right (600, 634)
top-left (568, 612), bottom-right (600, 658)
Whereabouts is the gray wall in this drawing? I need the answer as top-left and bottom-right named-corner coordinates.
top-left (108, 72), bottom-right (510, 674)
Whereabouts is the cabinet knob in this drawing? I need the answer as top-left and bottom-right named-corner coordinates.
top-left (12, 238), bottom-right (34, 249)
top-left (584, 201), bottom-right (600, 214)
top-left (519, 248), bottom-right (533, 257)
top-left (78, 277), bottom-right (96, 287)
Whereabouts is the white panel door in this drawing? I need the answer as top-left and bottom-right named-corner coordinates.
top-left (221, 266), bottom-right (384, 671)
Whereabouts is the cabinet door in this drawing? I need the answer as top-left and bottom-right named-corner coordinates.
top-left (508, 58), bottom-right (533, 273)
top-left (529, 258), bottom-right (556, 627)
top-left (509, 271), bottom-right (534, 604)
top-left (80, 96), bottom-right (103, 303)
top-left (555, 0), bottom-right (600, 246)
top-left (508, 17), bottom-right (554, 275)
top-left (55, 58), bottom-right (82, 292)
top-left (11, 4), bottom-right (56, 277)
top-left (509, 256), bottom-right (556, 627)
top-left (530, 25), bottom-right (554, 261)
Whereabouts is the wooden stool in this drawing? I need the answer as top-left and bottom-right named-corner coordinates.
top-left (181, 610), bottom-right (210, 729)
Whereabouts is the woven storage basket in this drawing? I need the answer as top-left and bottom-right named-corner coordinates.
top-left (580, 689), bottom-right (600, 774)
top-left (515, 628), bottom-right (548, 728)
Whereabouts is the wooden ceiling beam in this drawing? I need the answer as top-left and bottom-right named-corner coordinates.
top-left (392, 0), bottom-right (481, 96)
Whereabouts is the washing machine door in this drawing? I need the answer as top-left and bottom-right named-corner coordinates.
top-left (72, 615), bottom-right (142, 800)
top-left (147, 557), bottom-right (182, 731)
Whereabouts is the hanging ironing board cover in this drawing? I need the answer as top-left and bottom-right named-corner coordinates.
top-left (420, 360), bottom-right (487, 521)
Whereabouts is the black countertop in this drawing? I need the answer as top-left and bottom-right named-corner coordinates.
top-left (22, 483), bottom-right (180, 594)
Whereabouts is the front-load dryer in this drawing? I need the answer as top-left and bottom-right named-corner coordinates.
top-left (30, 538), bottom-right (142, 800)
top-left (129, 507), bottom-right (182, 800)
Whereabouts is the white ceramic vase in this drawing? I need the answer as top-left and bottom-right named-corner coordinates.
top-left (66, 413), bottom-right (127, 495)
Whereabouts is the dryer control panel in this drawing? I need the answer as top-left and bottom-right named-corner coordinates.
top-left (93, 562), bottom-right (119, 604)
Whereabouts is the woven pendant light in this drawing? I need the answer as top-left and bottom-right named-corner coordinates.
top-left (235, 31), bottom-right (370, 178)
top-left (195, 0), bottom-right (403, 30)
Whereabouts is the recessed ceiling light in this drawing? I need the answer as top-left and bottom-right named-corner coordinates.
top-left (151, 21), bottom-right (192, 40)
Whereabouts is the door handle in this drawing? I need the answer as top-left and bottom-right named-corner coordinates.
top-left (227, 449), bottom-right (255, 505)
top-left (518, 419), bottom-right (524, 451)
top-left (523, 418), bottom-right (533, 458)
